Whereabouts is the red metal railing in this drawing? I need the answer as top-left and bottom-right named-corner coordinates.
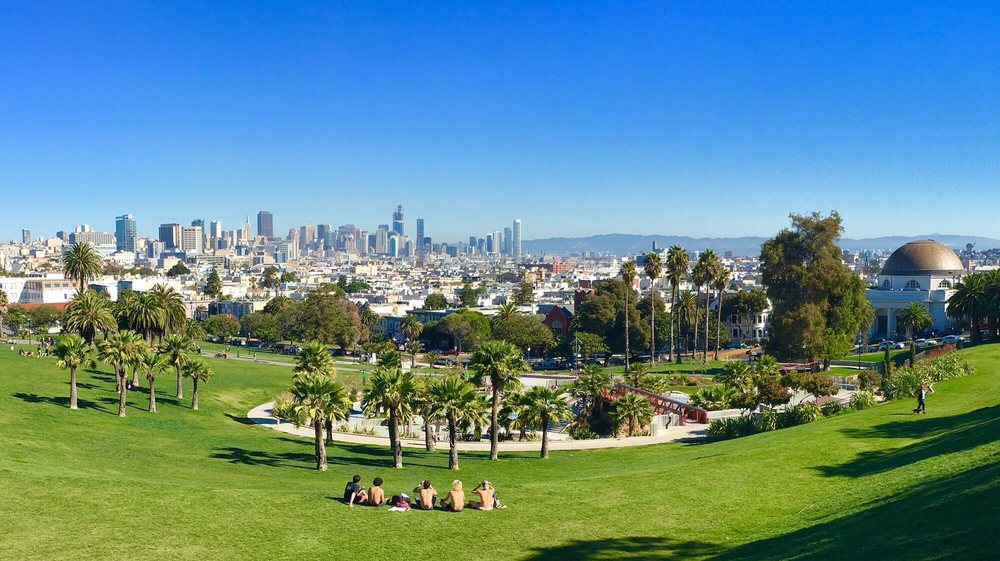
top-left (606, 384), bottom-right (710, 425)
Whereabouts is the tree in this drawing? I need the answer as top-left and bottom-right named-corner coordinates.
top-left (676, 290), bottom-right (698, 356)
top-left (571, 364), bottom-right (614, 418)
top-left (427, 376), bottom-right (481, 469)
top-left (412, 381), bottom-right (436, 452)
top-left (643, 253), bottom-right (662, 362)
top-left (612, 393), bottom-right (654, 437)
top-left (760, 212), bottom-right (870, 361)
top-left (289, 373), bottom-right (351, 471)
top-left (947, 272), bottom-right (989, 342)
top-left (141, 351), bottom-right (166, 412)
top-left (294, 341), bottom-right (336, 378)
top-left (716, 360), bottom-right (755, 410)
top-left (53, 335), bottom-right (94, 410)
top-left (182, 358), bottom-right (214, 410)
top-left (98, 330), bottom-right (144, 417)
top-left (458, 282), bottom-right (479, 307)
top-left (166, 262), bottom-right (191, 277)
top-left (439, 309), bottom-right (490, 352)
top-left (470, 340), bottom-right (526, 460)
top-left (64, 290), bottom-right (117, 344)
top-left (424, 293), bottom-right (448, 310)
top-left (203, 314), bottom-right (239, 339)
top-left (513, 281), bottom-right (535, 305)
top-left (492, 314), bottom-right (553, 353)
top-left (149, 284), bottom-right (186, 341)
top-left (713, 269), bottom-right (730, 360)
top-left (520, 386), bottom-right (572, 458)
top-left (619, 261), bottom-right (637, 371)
top-left (0, 288), bottom-right (7, 338)
top-left (898, 302), bottom-right (932, 365)
top-left (261, 266), bottom-right (280, 297)
top-left (295, 286), bottom-right (361, 348)
top-left (240, 312), bottom-right (281, 343)
top-left (129, 292), bottom-right (165, 344)
top-left (361, 362), bottom-right (417, 468)
top-left (722, 289), bottom-right (769, 343)
top-left (496, 301), bottom-right (519, 322)
top-left (666, 245), bottom-right (690, 363)
top-left (400, 314), bottom-right (423, 343)
top-left (62, 242), bottom-right (102, 292)
top-left (626, 362), bottom-right (649, 387)
top-left (28, 306), bottom-right (62, 337)
top-left (404, 340), bottom-right (424, 369)
top-left (5, 305), bottom-right (28, 337)
top-left (162, 334), bottom-right (196, 399)
top-left (694, 250), bottom-right (721, 361)
top-left (575, 279), bottom-right (650, 357)
top-left (204, 268), bottom-right (223, 297)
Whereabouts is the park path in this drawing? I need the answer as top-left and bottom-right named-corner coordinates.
top-left (246, 402), bottom-right (707, 451)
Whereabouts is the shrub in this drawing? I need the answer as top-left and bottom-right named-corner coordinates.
top-left (790, 402), bottom-right (822, 425)
top-left (857, 369), bottom-right (881, 391)
top-left (821, 401), bottom-right (845, 416)
top-left (851, 390), bottom-right (878, 410)
top-left (569, 428), bottom-right (599, 440)
top-left (754, 409), bottom-right (781, 433)
top-left (706, 416), bottom-right (755, 441)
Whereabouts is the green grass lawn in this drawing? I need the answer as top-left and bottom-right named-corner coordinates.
top-left (0, 342), bottom-right (997, 560)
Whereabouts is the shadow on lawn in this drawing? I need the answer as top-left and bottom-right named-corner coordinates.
top-left (816, 405), bottom-right (1000, 478)
top-left (210, 446), bottom-right (315, 470)
top-left (11, 392), bottom-right (111, 414)
top-left (272, 436), bottom-right (455, 470)
top-left (524, 537), bottom-right (721, 560)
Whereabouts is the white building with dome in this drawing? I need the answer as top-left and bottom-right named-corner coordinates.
top-left (866, 240), bottom-right (965, 338)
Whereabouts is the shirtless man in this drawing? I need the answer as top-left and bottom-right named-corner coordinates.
top-left (470, 480), bottom-right (496, 511)
top-left (412, 480), bottom-right (437, 510)
top-left (368, 477), bottom-right (386, 506)
top-left (440, 480), bottom-right (465, 512)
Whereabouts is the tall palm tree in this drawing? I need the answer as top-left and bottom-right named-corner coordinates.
top-left (64, 289), bottom-right (117, 344)
top-left (129, 292), bottom-right (165, 344)
top-left (427, 376), bottom-right (480, 469)
top-left (412, 381), bottom-right (436, 452)
top-left (149, 284), bottom-right (186, 341)
top-left (520, 386), bottom-right (572, 459)
top-left (643, 253), bottom-right (662, 362)
top-left (612, 393), bottom-right (654, 437)
top-left (294, 341), bottom-right (336, 378)
top-left (666, 245), bottom-right (690, 363)
top-left (141, 351), bottom-right (166, 412)
top-left (361, 363), bottom-right (417, 468)
top-left (62, 242), bottom-right (102, 293)
top-left (619, 261), bottom-right (637, 371)
top-left (183, 358), bottom-right (214, 410)
top-left (98, 330), bottom-right (144, 417)
top-left (289, 373), bottom-right (351, 471)
top-left (53, 335), bottom-right (94, 410)
top-left (712, 269), bottom-right (730, 360)
top-left (162, 334), bottom-right (196, 399)
top-left (691, 257), bottom-right (708, 363)
top-left (947, 272), bottom-right (988, 342)
top-left (676, 290), bottom-right (698, 358)
top-left (399, 314), bottom-right (423, 344)
top-left (470, 339), bottom-right (526, 461)
top-left (696, 250), bottom-right (722, 361)
top-left (897, 302), bottom-right (932, 366)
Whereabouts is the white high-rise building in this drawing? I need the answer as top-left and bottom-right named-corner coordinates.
top-left (512, 219), bottom-right (522, 258)
top-left (181, 226), bottom-right (203, 254)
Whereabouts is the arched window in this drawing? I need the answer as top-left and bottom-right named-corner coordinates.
top-left (905, 280), bottom-right (921, 289)
top-left (882, 279), bottom-right (892, 289)
top-left (938, 280), bottom-right (951, 288)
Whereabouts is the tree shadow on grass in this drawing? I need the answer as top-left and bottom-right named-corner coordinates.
top-left (708, 461), bottom-right (1000, 560)
top-left (523, 537), bottom-right (722, 560)
top-left (815, 405), bottom-right (1000, 478)
top-left (11, 392), bottom-right (112, 414)
top-left (209, 446), bottom-right (316, 470)
top-left (272, 436), bottom-right (449, 470)
top-left (225, 413), bottom-right (257, 426)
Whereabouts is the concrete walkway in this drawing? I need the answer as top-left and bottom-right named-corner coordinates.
top-left (246, 402), bottom-right (707, 451)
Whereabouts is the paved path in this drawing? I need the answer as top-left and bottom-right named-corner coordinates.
top-left (246, 402), bottom-right (707, 451)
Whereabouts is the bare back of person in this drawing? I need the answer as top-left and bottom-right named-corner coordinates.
top-left (369, 486), bottom-right (385, 506)
top-left (444, 490), bottom-right (465, 511)
top-left (472, 488), bottom-right (495, 510)
top-left (418, 488), bottom-right (436, 509)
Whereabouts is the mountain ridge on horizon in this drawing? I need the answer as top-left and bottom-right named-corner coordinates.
top-left (522, 232), bottom-right (1000, 257)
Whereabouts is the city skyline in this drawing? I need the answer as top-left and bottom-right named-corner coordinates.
top-left (4, 4), bottom-right (1000, 242)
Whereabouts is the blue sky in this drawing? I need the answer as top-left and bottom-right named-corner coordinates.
top-left (3, 2), bottom-right (1000, 243)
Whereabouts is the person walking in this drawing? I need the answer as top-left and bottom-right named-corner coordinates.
top-left (914, 383), bottom-right (933, 414)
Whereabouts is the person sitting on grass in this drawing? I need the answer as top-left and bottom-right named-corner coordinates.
top-left (388, 494), bottom-right (410, 512)
top-left (368, 477), bottom-right (386, 506)
top-left (412, 480), bottom-right (437, 510)
top-left (440, 480), bottom-right (465, 512)
top-left (344, 474), bottom-right (367, 507)
top-left (469, 480), bottom-right (496, 511)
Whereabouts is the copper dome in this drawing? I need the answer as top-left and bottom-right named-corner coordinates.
top-left (881, 240), bottom-right (964, 276)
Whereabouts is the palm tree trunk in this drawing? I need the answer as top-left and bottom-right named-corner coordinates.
top-left (69, 367), bottom-right (78, 410)
top-left (490, 388), bottom-right (500, 461)
top-left (628, 418), bottom-right (635, 437)
top-left (669, 286), bottom-right (676, 362)
top-left (325, 418), bottom-right (333, 444)
top-left (674, 287), bottom-right (683, 364)
top-left (704, 288), bottom-right (711, 362)
top-left (715, 287), bottom-right (724, 360)
top-left (148, 376), bottom-right (156, 412)
top-left (424, 416), bottom-right (435, 452)
top-left (448, 417), bottom-right (458, 470)
top-left (192, 378), bottom-right (200, 410)
top-left (693, 286), bottom-right (700, 364)
top-left (131, 366), bottom-right (139, 389)
top-left (649, 281), bottom-right (656, 362)
top-left (388, 411), bottom-right (402, 468)
top-left (175, 366), bottom-right (183, 399)
top-left (118, 371), bottom-right (127, 417)
top-left (314, 418), bottom-right (328, 471)
top-left (540, 417), bottom-right (549, 459)
top-left (624, 288), bottom-right (630, 372)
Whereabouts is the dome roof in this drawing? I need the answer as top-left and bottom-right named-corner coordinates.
top-left (881, 240), bottom-right (964, 276)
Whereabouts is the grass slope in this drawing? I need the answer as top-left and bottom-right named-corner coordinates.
top-left (0, 344), bottom-right (997, 560)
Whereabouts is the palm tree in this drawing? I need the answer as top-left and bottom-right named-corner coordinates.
top-left (712, 269), bottom-right (730, 360)
top-left (0, 288), bottom-right (8, 338)
top-left (695, 250), bottom-right (721, 362)
top-left (619, 261), bottom-right (637, 371)
top-left (626, 362), bottom-right (649, 388)
top-left (427, 376), bottom-right (480, 469)
top-left (612, 393), bottom-right (654, 437)
top-left (141, 351), bottom-right (166, 412)
top-left (361, 363), bottom-right (417, 468)
top-left (497, 301), bottom-right (519, 321)
top-left (53, 335), bottom-right (94, 410)
top-left (399, 314), bottom-right (423, 344)
top-left (62, 242), bottom-right (102, 293)
top-left (149, 284), bottom-right (186, 341)
top-left (129, 292), bottom-right (165, 344)
top-left (412, 381), bottom-right (436, 452)
top-left (897, 302), bottom-right (932, 366)
top-left (520, 386), bottom-right (572, 458)
top-left (404, 340), bottom-right (424, 369)
top-left (289, 373), bottom-right (351, 471)
top-left (691, 257), bottom-right (709, 362)
top-left (948, 273), bottom-right (988, 342)
top-left (162, 334), bottom-right (196, 399)
top-left (98, 330), bottom-right (144, 417)
top-left (183, 358), bottom-right (214, 410)
top-left (470, 339), bottom-right (526, 461)
top-left (571, 364), bottom-right (614, 418)
top-left (64, 290), bottom-right (117, 344)
top-left (676, 290), bottom-right (698, 358)
top-left (643, 253), bottom-right (662, 362)
top-left (666, 245), bottom-right (690, 363)
top-left (426, 350), bottom-right (443, 368)
top-left (294, 341), bottom-right (336, 378)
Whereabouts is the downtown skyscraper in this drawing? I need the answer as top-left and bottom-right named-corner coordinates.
top-left (257, 211), bottom-right (273, 239)
top-left (512, 219), bottom-right (522, 258)
top-left (116, 214), bottom-right (137, 252)
top-left (392, 205), bottom-right (404, 236)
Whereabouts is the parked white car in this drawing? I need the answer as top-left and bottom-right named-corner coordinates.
top-left (940, 335), bottom-right (963, 345)
top-left (914, 339), bottom-right (938, 349)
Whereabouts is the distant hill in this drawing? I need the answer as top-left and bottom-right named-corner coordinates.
top-left (522, 233), bottom-right (1000, 257)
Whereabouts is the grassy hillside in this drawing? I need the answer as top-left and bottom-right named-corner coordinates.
top-left (0, 343), bottom-right (997, 560)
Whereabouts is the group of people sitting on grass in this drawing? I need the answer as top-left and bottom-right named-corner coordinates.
top-left (344, 475), bottom-right (505, 512)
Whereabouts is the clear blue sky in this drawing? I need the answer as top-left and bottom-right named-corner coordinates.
top-left (3, 1), bottom-right (1000, 243)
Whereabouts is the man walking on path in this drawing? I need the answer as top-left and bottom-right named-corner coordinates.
top-left (914, 384), bottom-right (933, 414)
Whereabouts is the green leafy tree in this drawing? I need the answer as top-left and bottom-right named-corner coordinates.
top-left (28, 306), bottom-right (62, 337)
top-left (400, 314), bottom-right (423, 343)
top-left (64, 290), bottom-right (117, 344)
top-left (204, 268), bottom-right (223, 297)
top-left (295, 286), bottom-right (361, 349)
top-left (693, 250), bottom-right (721, 361)
top-left (0, 288), bottom-right (7, 337)
top-left (203, 314), bottom-right (240, 339)
top-left (361, 362), bottom-right (417, 468)
top-left (713, 269), bottom-right (730, 360)
top-left (947, 272), bottom-right (988, 342)
top-left (294, 341), bottom-right (336, 378)
top-left (520, 386), bottom-right (573, 458)
top-left (182, 358), bottom-right (214, 410)
top-left (458, 282), bottom-right (479, 307)
top-left (513, 281), bottom-right (535, 305)
top-left (760, 212), bottom-right (870, 361)
top-left (612, 393), bottom-right (654, 437)
top-left (404, 340), bottom-right (424, 369)
top-left (471, 340), bottom-right (527, 460)
top-left (62, 242), bottom-right (102, 292)
top-left (140, 351), bottom-right (166, 412)
top-left (166, 262), bottom-right (191, 277)
top-left (149, 284), bottom-right (186, 341)
top-left (129, 292), bottom-right (165, 343)
top-left (571, 364), bottom-right (614, 418)
top-left (424, 293), bottom-right (448, 310)
top-left (427, 376), bottom-right (481, 469)
top-left (53, 335), bottom-right (94, 410)
top-left (492, 314), bottom-right (554, 353)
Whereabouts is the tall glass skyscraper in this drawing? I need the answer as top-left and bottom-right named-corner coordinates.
top-left (416, 218), bottom-right (425, 256)
top-left (392, 205), bottom-right (404, 236)
top-left (257, 211), bottom-right (273, 238)
top-left (115, 214), bottom-right (137, 252)
top-left (512, 219), bottom-right (522, 258)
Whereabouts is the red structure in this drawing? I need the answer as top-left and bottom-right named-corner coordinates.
top-left (606, 384), bottom-right (710, 425)
top-left (542, 305), bottom-right (574, 339)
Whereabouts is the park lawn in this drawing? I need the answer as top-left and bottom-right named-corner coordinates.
top-left (0, 343), bottom-right (997, 560)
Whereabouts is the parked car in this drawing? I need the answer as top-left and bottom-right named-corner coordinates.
top-left (940, 335), bottom-right (963, 345)
top-left (434, 357), bottom-right (456, 367)
top-left (723, 341), bottom-right (745, 350)
top-left (914, 339), bottom-right (938, 349)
